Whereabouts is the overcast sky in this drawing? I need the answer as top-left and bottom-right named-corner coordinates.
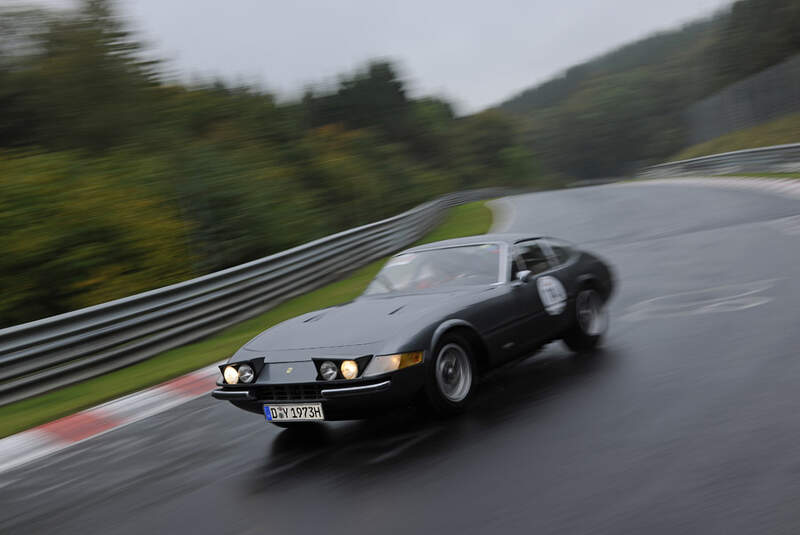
top-left (17, 0), bottom-right (733, 113)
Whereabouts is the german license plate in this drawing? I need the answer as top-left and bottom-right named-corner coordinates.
top-left (264, 403), bottom-right (324, 422)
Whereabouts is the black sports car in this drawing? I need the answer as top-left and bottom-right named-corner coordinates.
top-left (212, 234), bottom-right (614, 426)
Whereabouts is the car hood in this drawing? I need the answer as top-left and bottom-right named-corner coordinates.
top-left (243, 287), bottom-right (485, 352)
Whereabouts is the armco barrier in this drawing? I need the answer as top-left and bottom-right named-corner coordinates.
top-left (0, 189), bottom-right (505, 406)
top-left (639, 143), bottom-right (800, 178)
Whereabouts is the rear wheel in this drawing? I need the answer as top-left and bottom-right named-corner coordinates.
top-left (563, 287), bottom-right (608, 353)
top-left (424, 333), bottom-right (477, 416)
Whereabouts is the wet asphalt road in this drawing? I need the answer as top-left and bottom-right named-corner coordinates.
top-left (3, 182), bottom-right (800, 535)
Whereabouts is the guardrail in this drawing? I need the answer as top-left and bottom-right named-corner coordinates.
top-left (0, 189), bottom-right (505, 406)
top-left (639, 143), bottom-right (800, 178)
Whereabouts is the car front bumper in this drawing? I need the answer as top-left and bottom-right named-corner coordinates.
top-left (211, 365), bottom-right (425, 420)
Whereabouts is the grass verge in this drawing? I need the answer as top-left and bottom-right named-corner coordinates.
top-left (0, 201), bottom-right (493, 438)
top-left (671, 112), bottom-right (800, 161)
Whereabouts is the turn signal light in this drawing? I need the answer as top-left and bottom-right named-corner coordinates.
top-left (363, 351), bottom-right (423, 377)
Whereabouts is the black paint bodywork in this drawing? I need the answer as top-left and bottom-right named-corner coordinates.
top-left (212, 234), bottom-right (614, 420)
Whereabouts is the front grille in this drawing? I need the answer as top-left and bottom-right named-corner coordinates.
top-left (252, 383), bottom-right (322, 402)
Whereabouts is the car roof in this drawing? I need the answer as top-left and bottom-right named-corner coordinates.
top-left (400, 233), bottom-right (541, 254)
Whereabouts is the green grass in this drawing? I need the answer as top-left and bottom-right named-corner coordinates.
top-left (0, 201), bottom-right (493, 438)
top-left (671, 112), bottom-right (800, 161)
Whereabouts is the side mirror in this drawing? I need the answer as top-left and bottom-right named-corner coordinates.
top-left (515, 270), bottom-right (532, 283)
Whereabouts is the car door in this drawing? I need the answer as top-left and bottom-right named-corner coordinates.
top-left (537, 238), bottom-right (576, 335)
top-left (465, 243), bottom-right (533, 365)
top-left (511, 240), bottom-right (571, 348)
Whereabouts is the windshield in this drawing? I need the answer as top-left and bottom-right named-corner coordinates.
top-left (364, 244), bottom-right (502, 295)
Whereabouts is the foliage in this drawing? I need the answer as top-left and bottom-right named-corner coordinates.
top-left (712, 0), bottom-right (800, 86)
top-left (0, 151), bottom-right (195, 325)
top-left (498, 0), bottom-right (800, 178)
top-left (0, 1), bottom-right (540, 327)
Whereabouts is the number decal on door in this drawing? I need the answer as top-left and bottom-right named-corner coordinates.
top-left (537, 276), bottom-right (567, 315)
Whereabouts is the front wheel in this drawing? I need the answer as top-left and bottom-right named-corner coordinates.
top-left (562, 288), bottom-right (608, 353)
top-left (424, 334), bottom-right (477, 416)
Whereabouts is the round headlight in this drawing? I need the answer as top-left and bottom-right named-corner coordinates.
top-left (340, 360), bottom-right (358, 380)
top-left (223, 365), bottom-right (239, 385)
top-left (237, 364), bottom-right (255, 383)
top-left (320, 361), bottom-right (338, 381)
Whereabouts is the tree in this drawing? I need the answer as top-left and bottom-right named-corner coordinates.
top-left (11, 0), bottom-right (158, 151)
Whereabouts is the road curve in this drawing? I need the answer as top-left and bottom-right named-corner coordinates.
top-left (3, 182), bottom-right (800, 535)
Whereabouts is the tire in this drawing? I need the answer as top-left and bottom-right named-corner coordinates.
top-left (424, 333), bottom-right (478, 416)
top-left (562, 287), bottom-right (608, 353)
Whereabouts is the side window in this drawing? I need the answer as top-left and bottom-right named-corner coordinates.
top-left (511, 255), bottom-right (520, 281)
top-left (545, 239), bottom-right (574, 265)
top-left (514, 242), bottom-right (551, 275)
top-left (510, 252), bottom-right (523, 279)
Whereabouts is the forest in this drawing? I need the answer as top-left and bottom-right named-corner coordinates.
top-left (0, 1), bottom-right (541, 327)
top-left (498, 0), bottom-right (800, 178)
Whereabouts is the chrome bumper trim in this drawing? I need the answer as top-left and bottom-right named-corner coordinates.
top-left (321, 380), bottom-right (391, 398)
top-left (211, 389), bottom-right (252, 400)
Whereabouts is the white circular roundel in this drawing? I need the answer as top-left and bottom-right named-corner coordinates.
top-left (537, 276), bottom-right (567, 315)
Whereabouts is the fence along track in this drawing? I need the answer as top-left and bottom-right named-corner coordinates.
top-left (639, 143), bottom-right (800, 178)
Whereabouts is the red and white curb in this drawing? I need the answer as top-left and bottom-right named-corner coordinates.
top-left (0, 361), bottom-right (224, 474)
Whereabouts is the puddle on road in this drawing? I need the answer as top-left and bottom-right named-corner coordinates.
top-left (621, 279), bottom-right (778, 321)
